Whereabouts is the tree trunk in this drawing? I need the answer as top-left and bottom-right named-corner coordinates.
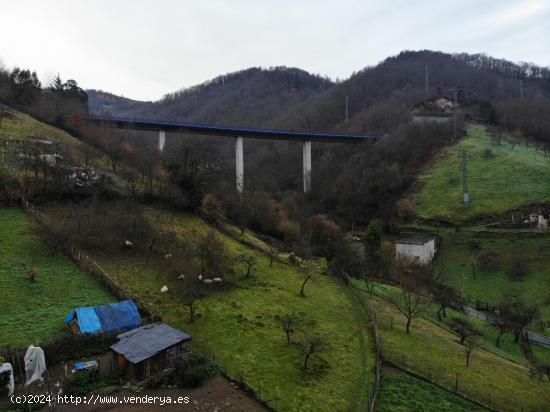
top-left (303, 352), bottom-right (311, 371)
top-left (300, 277), bottom-right (309, 297)
top-left (496, 331), bottom-right (504, 348)
top-left (406, 318), bottom-right (411, 334)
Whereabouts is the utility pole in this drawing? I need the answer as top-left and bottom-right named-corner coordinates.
top-left (345, 95), bottom-right (349, 122)
top-left (459, 150), bottom-right (470, 204)
top-left (453, 88), bottom-right (459, 143)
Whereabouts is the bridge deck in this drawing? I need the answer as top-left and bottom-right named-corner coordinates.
top-left (83, 116), bottom-right (382, 143)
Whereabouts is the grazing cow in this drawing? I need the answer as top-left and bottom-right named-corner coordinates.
top-left (160, 285), bottom-right (169, 293)
top-left (203, 279), bottom-right (214, 285)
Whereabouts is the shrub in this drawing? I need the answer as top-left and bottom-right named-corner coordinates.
top-left (202, 193), bottom-right (225, 223)
top-left (507, 256), bottom-right (528, 280)
top-left (172, 354), bottom-right (219, 388)
top-left (304, 214), bottom-right (342, 258)
top-left (477, 251), bottom-right (500, 270)
top-left (288, 252), bottom-right (300, 266)
top-left (278, 218), bottom-right (300, 243)
top-left (482, 148), bottom-right (495, 159)
top-left (65, 370), bottom-right (118, 396)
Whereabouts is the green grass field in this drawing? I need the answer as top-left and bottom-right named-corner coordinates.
top-left (434, 231), bottom-right (550, 325)
top-left (376, 369), bottom-right (487, 411)
top-left (0, 208), bottom-right (113, 349)
top-left (0, 108), bottom-right (79, 143)
top-left (362, 291), bottom-right (550, 412)
top-left (58, 208), bottom-right (375, 412)
top-left (412, 124), bottom-right (550, 222)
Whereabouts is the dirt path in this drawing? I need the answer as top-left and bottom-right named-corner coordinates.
top-left (37, 376), bottom-right (265, 412)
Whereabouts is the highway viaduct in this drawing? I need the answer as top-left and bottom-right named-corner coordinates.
top-left (83, 116), bottom-right (382, 193)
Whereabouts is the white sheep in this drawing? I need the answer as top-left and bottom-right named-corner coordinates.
top-left (164, 254), bottom-right (172, 259)
top-left (198, 274), bottom-right (203, 281)
top-left (203, 279), bottom-right (214, 285)
top-left (213, 277), bottom-right (223, 283)
top-left (160, 285), bottom-right (169, 293)
top-left (178, 274), bottom-right (185, 280)
top-left (124, 240), bottom-right (134, 248)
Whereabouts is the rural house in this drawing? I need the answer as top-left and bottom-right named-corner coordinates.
top-left (65, 300), bottom-right (142, 335)
top-left (111, 322), bottom-right (192, 381)
top-left (395, 235), bottom-right (438, 265)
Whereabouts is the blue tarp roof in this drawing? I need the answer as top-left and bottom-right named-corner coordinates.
top-left (65, 300), bottom-right (142, 334)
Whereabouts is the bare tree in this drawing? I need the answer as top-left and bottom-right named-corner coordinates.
top-left (489, 309), bottom-right (511, 348)
top-left (464, 335), bottom-right (479, 368)
top-left (238, 253), bottom-right (257, 278)
top-left (299, 261), bottom-right (316, 298)
top-left (277, 312), bottom-right (313, 345)
top-left (297, 332), bottom-right (329, 373)
top-left (449, 318), bottom-right (481, 344)
top-left (392, 278), bottom-right (426, 334)
top-left (174, 276), bottom-right (206, 323)
top-left (267, 247), bottom-right (278, 267)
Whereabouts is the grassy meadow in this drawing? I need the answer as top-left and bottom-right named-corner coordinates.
top-left (412, 124), bottom-right (550, 222)
top-left (52, 208), bottom-right (376, 412)
top-left (376, 369), bottom-right (487, 412)
top-left (0, 208), bottom-right (113, 349)
top-left (362, 291), bottom-right (550, 412)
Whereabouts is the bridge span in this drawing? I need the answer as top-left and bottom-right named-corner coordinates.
top-left (83, 116), bottom-right (382, 193)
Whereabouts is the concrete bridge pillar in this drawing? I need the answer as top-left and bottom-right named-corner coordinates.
top-left (303, 140), bottom-right (311, 193)
top-left (236, 136), bottom-right (244, 192)
top-left (159, 130), bottom-right (166, 152)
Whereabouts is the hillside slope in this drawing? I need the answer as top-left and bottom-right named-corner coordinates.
top-left (412, 124), bottom-right (550, 223)
top-left (88, 67), bottom-right (333, 128)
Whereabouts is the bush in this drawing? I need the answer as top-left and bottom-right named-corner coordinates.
top-left (477, 251), bottom-right (500, 270)
top-left (172, 354), bottom-right (219, 388)
top-left (507, 257), bottom-right (528, 280)
top-left (202, 193), bottom-right (225, 223)
top-left (278, 218), bottom-right (300, 243)
top-left (65, 370), bottom-right (119, 396)
top-left (482, 148), bottom-right (495, 159)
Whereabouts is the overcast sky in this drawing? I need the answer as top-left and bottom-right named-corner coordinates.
top-left (0, 0), bottom-right (548, 101)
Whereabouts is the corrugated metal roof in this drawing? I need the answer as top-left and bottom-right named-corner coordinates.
top-left (111, 322), bottom-right (192, 364)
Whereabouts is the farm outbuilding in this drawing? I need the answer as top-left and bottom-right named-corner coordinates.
top-left (395, 235), bottom-right (438, 265)
top-left (65, 300), bottom-right (142, 335)
top-left (111, 322), bottom-right (192, 381)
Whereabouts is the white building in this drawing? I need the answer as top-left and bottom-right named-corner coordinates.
top-left (395, 235), bottom-right (438, 265)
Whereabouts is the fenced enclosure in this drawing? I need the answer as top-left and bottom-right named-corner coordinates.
top-left (21, 196), bottom-right (161, 322)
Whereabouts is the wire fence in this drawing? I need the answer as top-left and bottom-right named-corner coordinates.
top-left (347, 281), bottom-right (382, 412)
top-left (21, 196), bottom-right (161, 322)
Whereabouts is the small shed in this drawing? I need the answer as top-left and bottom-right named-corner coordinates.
top-left (65, 300), bottom-right (142, 335)
top-left (111, 322), bottom-right (192, 381)
top-left (395, 235), bottom-right (438, 265)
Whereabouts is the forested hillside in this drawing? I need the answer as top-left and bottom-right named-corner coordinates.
top-left (5, 50), bottom-right (550, 227)
top-left (88, 66), bottom-right (333, 127)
